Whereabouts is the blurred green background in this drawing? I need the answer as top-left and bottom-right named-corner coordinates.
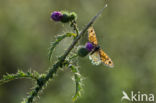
top-left (0, 0), bottom-right (156, 103)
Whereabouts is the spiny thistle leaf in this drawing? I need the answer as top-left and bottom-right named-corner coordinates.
top-left (48, 32), bottom-right (77, 61)
top-left (0, 70), bottom-right (40, 85)
top-left (69, 65), bottom-right (83, 102)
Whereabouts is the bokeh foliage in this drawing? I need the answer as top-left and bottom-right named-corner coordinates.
top-left (0, 0), bottom-right (156, 103)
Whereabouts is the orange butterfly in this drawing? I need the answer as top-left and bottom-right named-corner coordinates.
top-left (88, 27), bottom-right (114, 68)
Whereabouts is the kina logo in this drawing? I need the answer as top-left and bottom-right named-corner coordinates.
top-left (121, 91), bottom-right (155, 102)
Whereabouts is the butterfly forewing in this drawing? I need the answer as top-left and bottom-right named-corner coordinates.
top-left (88, 27), bottom-right (98, 45)
top-left (99, 49), bottom-right (114, 68)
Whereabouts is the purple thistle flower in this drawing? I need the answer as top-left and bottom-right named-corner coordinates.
top-left (85, 42), bottom-right (94, 52)
top-left (51, 11), bottom-right (63, 21)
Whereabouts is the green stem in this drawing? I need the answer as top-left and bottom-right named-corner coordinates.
top-left (71, 20), bottom-right (79, 36)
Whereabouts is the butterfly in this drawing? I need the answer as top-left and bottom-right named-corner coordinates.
top-left (88, 27), bottom-right (114, 68)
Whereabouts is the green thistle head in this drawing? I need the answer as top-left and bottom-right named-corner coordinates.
top-left (77, 46), bottom-right (90, 57)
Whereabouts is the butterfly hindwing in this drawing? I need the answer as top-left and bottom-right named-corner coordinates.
top-left (99, 49), bottom-right (114, 68)
top-left (89, 51), bottom-right (101, 65)
top-left (88, 27), bottom-right (98, 45)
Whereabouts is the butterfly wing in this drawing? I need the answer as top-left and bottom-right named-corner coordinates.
top-left (89, 51), bottom-right (101, 65)
top-left (88, 27), bottom-right (98, 45)
top-left (88, 27), bottom-right (114, 68)
top-left (99, 49), bottom-right (114, 68)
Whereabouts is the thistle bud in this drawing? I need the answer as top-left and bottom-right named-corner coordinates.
top-left (60, 12), bottom-right (70, 23)
top-left (61, 11), bottom-right (77, 23)
top-left (77, 46), bottom-right (89, 57)
top-left (51, 11), bottom-right (63, 21)
top-left (85, 42), bottom-right (94, 52)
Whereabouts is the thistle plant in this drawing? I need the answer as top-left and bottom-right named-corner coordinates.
top-left (0, 3), bottom-right (108, 103)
